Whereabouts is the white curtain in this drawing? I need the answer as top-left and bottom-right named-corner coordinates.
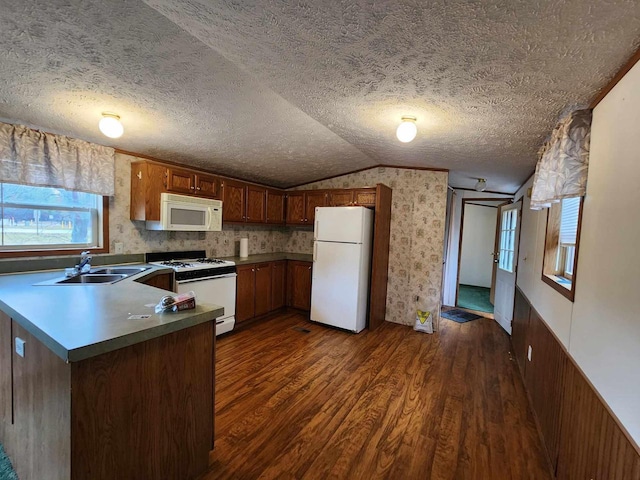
top-left (0, 122), bottom-right (115, 196)
top-left (530, 109), bottom-right (591, 210)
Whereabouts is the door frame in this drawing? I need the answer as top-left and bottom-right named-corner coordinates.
top-left (455, 198), bottom-right (513, 308)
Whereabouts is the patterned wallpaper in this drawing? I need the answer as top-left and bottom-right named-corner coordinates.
top-left (111, 154), bottom-right (288, 257)
top-left (288, 167), bottom-right (448, 327)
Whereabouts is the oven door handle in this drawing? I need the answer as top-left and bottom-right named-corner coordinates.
top-left (176, 272), bottom-right (238, 284)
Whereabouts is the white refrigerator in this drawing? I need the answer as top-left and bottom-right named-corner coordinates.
top-left (310, 206), bottom-right (374, 333)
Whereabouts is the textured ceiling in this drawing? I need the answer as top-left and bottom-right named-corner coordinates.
top-left (1, 1), bottom-right (639, 191)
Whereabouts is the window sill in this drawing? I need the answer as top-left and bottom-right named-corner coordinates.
top-left (541, 273), bottom-right (575, 301)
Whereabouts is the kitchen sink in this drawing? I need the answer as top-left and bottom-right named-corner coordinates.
top-left (55, 274), bottom-right (127, 284)
top-left (90, 267), bottom-right (149, 275)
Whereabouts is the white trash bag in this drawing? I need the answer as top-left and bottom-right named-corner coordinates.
top-left (414, 309), bottom-right (434, 334)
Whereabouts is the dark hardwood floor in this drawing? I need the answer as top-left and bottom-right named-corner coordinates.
top-left (202, 312), bottom-right (552, 480)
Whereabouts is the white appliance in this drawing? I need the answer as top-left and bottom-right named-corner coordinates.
top-left (146, 193), bottom-right (222, 231)
top-left (146, 251), bottom-right (236, 336)
top-left (310, 206), bottom-right (373, 333)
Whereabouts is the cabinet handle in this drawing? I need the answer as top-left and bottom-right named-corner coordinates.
top-left (190, 186), bottom-right (195, 190)
top-left (308, 266), bottom-right (311, 270)
top-left (252, 268), bottom-right (255, 272)
top-left (196, 187), bottom-right (201, 190)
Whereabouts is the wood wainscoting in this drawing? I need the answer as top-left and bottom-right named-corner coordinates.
top-left (513, 287), bottom-right (640, 479)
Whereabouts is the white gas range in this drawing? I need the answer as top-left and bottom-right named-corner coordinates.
top-left (146, 250), bottom-right (236, 336)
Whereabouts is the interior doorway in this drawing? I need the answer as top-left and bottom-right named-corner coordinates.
top-left (456, 198), bottom-right (511, 315)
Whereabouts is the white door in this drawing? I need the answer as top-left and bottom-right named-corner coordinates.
top-left (311, 241), bottom-right (365, 332)
top-left (494, 201), bottom-right (522, 334)
top-left (314, 207), bottom-right (370, 243)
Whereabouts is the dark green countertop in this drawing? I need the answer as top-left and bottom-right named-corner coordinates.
top-left (0, 265), bottom-right (224, 362)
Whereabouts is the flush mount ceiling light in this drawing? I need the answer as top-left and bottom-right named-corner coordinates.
top-left (396, 116), bottom-right (417, 143)
top-left (475, 178), bottom-right (487, 191)
top-left (99, 113), bottom-right (124, 139)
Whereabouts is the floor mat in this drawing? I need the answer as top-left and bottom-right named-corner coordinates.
top-left (441, 308), bottom-right (484, 323)
top-left (0, 443), bottom-right (18, 480)
top-left (457, 284), bottom-right (494, 313)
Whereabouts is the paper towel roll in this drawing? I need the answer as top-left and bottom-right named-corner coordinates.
top-left (239, 237), bottom-right (249, 258)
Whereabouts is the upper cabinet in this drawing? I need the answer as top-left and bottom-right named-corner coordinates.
top-left (166, 167), bottom-right (220, 199)
top-left (221, 179), bottom-right (246, 223)
top-left (286, 191), bottom-right (327, 225)
top-left (266, 190), bottom-right (286, 225)
top-left (246, 185), bottom-right (267, 223)
top-left (222, 182), bottom-right (281, 225)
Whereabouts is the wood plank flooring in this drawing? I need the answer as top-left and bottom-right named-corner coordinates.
top-left (201, 312), bottom-right (552, 480)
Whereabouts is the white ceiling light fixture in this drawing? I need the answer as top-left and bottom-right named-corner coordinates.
top-left (396, 116), bottom-right (417, 143)
top-left (475, 178), bottom-right (487, 191)
top-left (99, 113), bottom-right (124, 139)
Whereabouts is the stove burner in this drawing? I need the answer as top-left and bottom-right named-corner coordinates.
top-left (161, 261), bottom-right (193, 268)
top-left (197, 258), bottom-right (225, 264)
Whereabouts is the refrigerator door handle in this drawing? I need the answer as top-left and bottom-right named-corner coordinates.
top-left (313, 241), bottom-right (318, 262)
top-left (314, 219), bottom-right (319, 240)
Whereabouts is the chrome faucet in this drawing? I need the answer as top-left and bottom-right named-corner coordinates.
top-left (76, 251), bottom-right (93, 274)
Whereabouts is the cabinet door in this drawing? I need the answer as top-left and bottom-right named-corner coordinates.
top-left (246, 186), bottom-right (267, 223)
top-left (266, 190), bottom-right (285, 225)
top-left (166, 167), bottom-right (196, 195)
top-left (254, 263), bottom-right (272, 317)
top-left (271, 261), bottom-right (286, 310)
top-left (286, 193), bottom-right (306, 225)
top-left (195, 174), bottom-right (220, 199)
top-left (328, 190), bottom-right (354, 206)
top-left (288, 261), bottom-right (312, 311)
top-left (235, 265), bottom-right (255, 322)
top-left (0, 311), bottom-right (11, 432)
top-left (222, 179), bottom-right (246, 223)
top-left (305, 191), bottom-right (327, 225)
top-left (354, 188), bottom-right (376, 207)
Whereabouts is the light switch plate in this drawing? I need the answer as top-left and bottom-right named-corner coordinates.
top-left (15, 337), bottom-right (25, 357)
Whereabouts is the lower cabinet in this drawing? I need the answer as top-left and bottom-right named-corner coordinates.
top-left (271, 261), bottom-right (287, 310)
top-left (236, 259), bottom-right (311, 324)
top-left (287, 261), bottom-right (313, 311)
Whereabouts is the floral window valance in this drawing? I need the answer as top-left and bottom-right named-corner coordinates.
top-left (0, 122), bottom-right (115, 196)
top-left (530, 109), bottom-right (592, 210)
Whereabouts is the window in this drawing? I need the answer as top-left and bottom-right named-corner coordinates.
top-left (0, 182), bottom-right (107, 255)
top-left (498, 207), bottom-right (518, 273)
top-left (542, 196), bottom-right (583, 301)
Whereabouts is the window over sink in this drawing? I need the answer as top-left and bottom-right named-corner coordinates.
top-left (0, 182), bottom-right (108, 256)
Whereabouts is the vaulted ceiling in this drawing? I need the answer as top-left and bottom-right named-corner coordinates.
top-left (1, 0), bottom-right (639, 191)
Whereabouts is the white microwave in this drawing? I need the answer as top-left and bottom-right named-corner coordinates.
top-left (146, 193), bottom-right (222, 231)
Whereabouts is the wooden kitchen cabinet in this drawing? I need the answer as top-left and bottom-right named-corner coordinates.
top-left (236, 262), bottom-right (274, 321)
top-left (0, 310), bottom-right (214, 480)
top-left (222, 179), bottom-right (247, 223)
top-left (353, 188), bottom-right (376, 207)
top-left (246, 185), bottom-right (267, 223)
top-left (287, 261), bottom-right (313, 311)
top-left (254, 263), bottom-right (272, 317)
top-left (236, 264), bottom-right (256, 323)
top-left (266, 189), bottom-right (286, 225)
top-left (166, 167), bottom-right (220, 199)
top-left (305, 191), bottom-right (328, 225)
top-left (131, 160), bottom-right (222, 222)
top-left (136, 271), bottom-right (176, 292)
top-left (130, 161), bottom-right (168, 222)
top-left (271, 261), bottom-right (287, 310)
top-left (328, 190), bottom-right (354, 206)
top-left (286, 192), bottom-right (306, 225)
top-left (285, 191), bottom-right (327, 225)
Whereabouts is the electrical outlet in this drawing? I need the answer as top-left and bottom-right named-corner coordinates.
top-left (114, 242), bottom-right (124, 254)
top-left (15, 337), bottom-right (25, 357)
top-left (527, 345), bottom-right (532, 362)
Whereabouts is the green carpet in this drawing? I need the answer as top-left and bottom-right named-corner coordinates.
top-left (457, 284), bottom-right (494, 313)
top-left (0, 444), bottom-right (18, 480)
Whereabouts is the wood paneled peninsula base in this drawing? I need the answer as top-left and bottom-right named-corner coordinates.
top-left (0, 268), bottom-right (220, 480)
